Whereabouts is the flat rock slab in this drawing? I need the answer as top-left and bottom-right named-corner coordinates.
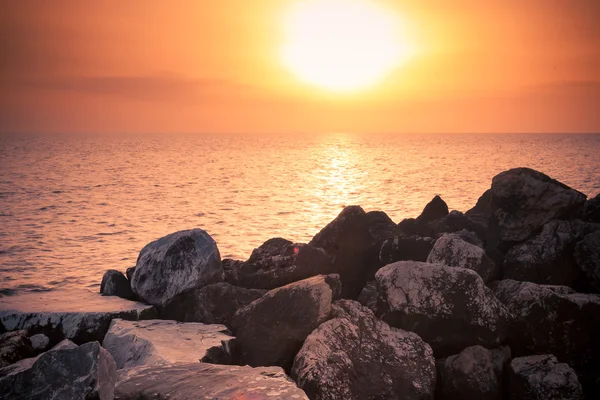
top-left (103, 319), bottom-right (235, 369)
top-left (115, 362), bottom-right (309, 400)
top-left (0, 289), bottom-right (156, 343)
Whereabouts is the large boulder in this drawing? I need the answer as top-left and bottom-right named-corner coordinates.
top-left (427, 233), bottom-right (498, 282)
top-left (436, 345), bottom-right (511, 400)
top-left (379, 235), bottom-right (436, 266)
top-left (161, 282), bottom-right (266, 326)
top-left (375, 261), bottom-right (512, 356)
top-left (292, 300), bottom-right (436, 400)
top-left (466, 188), bottom-right (493, 229)
top-left (0, 331), bottom-right (34, 368)
top-left (575, 230), bottom-right (600, 292)
top-left (0, 341), bottom-right (117, 400)
top-left (487, 168), bottom-right (587, 245)
top-left (0, 339), bottom-right (77, 378)
top-left (503, 220), bottom-right (599, 288)
top-left (223, 238), bottom-right (333, 290)
top-left (102, 319), bottom-right (235, 369)
top-left (131, 229), bottom-right (224, 307)
top-left (231, 275), bottom-right (333, 369)
top-left (509, 355), bottom-right (583, 400)
top-left (491, 280), bottom-right (600, 370)
top-left (418, 195), bottom-right (450, 224)
top-left (0, 289), bottom-right (156, 343)
top-left (582, 194), bottom-right (600, 223)
top-left (309, 206), bottom-right (397, 297)
top-left (100, 269), bottom-right (135, 300)
top-left (114, 362), bottom-right (309, 399)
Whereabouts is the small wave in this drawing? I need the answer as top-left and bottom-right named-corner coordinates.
top-left (0, 288), bottom-right (17, 297)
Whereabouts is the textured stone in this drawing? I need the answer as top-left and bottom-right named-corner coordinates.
top-left (575, 230), bottom-right (600, 292)
top-left (100, 269), bottom-right (134, 300)
top-left (0, 339), bottom-right (77, 378)
top-left (378, 235), bottom-right (436, 266)
top-left (29, 333), bottom-right (50, 353)
top-left (0, 331), bottom-right (33, 368)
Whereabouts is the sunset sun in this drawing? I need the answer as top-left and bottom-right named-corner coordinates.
top-left (282, 0), bottom-right (410, 92)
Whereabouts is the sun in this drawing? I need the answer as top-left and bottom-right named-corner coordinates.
top-left (281, 0), bottom-right (411, 92)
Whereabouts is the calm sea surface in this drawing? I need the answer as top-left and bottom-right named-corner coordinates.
top-left (1, 133), bottom-right (599, 296)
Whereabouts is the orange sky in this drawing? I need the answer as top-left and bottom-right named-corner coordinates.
top-left (1, 0), bottom-right (599, 134)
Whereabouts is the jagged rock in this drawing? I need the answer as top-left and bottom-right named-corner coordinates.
top-left (427, 233), bottom-right (498, 282)
top-left (379, 235), bottom-right (436, 266)
top-left (466, 188), bottom-right (493, 229)
top-left (575, 231), bottom-right (600, 292)
top-left (487, 168), bottom-right (587, 245)
top-left (29, 333), bottom-right (50, 353)
top-left (0, 341), bottom-right (117, 400)
top-left (100, 269), bottom-right (135, 300)
top-left (436, 345), bottom-right (511, 400)
top-left (161, 282), bottom-right (266, 326)
top-left (309, 206), bottom-right (397, 297)
top-left (223, 238), bottom-right (333, 290)
top-left (231, 275), bottom-right (333, 369)
top-left (582, 194), bottom-right (600, 223)
top-left (125, 266), bottom-right (135, 282)
top-left (375, 261), bottom-right (512, 356)
top-left (357, 280), bottom-right (379, 313)
top-left (0, 331), bottom-right (33, 368)
top-left (0, 339), bottom-right (77, 378)
top-left (102, 319), bottom-right (235, 369)
top-left (509, 355), bottom-right (583, 400)
top-left (0, 289), bottom-right (156, 343)
top-left (418, 195), bottom-right (450, 224)
top-left (491, 280), bottom-right (600, 370)
top-left (292, 300), bottom-right (436, 400)
top-left (131, 228), bottom-right (224, 307)
top-left (114, 362), bottom-right (309, 399)
top-left (503, 220), bottom-right (600, 288)
top-left (426, 210), bottom-right (486, 238)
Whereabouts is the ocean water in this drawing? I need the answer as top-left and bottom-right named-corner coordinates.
top-left (1, 133), bottom-right (599, 296)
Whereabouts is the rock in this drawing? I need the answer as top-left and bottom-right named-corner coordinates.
top-left (503, 220), bottom-right (600, 288)
top-left (29, 333), bottom-right (50, 353)
top-left (161, 282), bottom-right (266, 326)
top-left (231, 275), bottom-right (333, 369)
top-left (427, 233), bottom-right (498, 282)
top-left (223, 238), bottom-right (333, 290)
top-left (0, 339), bottom-right (77, 378)
top-left (102, 319), bottom-right (235, 369)
top-left (0, 289), bottom-right (156, 343)
top-left (292, 300), bottom-right (436, 400)
top-left (426, 210), bottom-right (486, 239)
top-left (452, 229), bottom-right (485, 247)
top-left (131, 228), bottom-right (224, 307)
top-left (357, 280), bottom-right (379, 313)
top-left (379, 235), bottom-right (436, 266)
top-left (309, 206), bottom-right (397, 297)
top-left (100, 269), bottom-right (135, 300)
top-left (417, 195), bottom-right (450, 224)
top-left (125, 266), bottom-right (135, 282)
top-left (466, 188), bottom-right (493, 229)
top-left (114, 362), bottom-right (309, 399)
top-left (509, 355), bottom-right (583, 400)
top-left (575, 231), bottom-right (600, 292)
top-left (375, 261), bottom-right (512, 356)
top-left (323, 273), bottom-right (343, 300)
top-left (0, 331), bottom-right (33, 368)
top-left (436, 345), bottom-right (511, 400)
top-left (582, 194), bottom-right (600, 223)
top-left (0, 341), bottom-right (117, 400)
top-left (488, 168), bottom-right (587, 245)
top-left (491, 280), bottom-right (600, 370)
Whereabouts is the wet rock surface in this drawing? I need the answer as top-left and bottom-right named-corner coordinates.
top-left (102, 319), bottom-right (235, 369)
top-left (114, 362), bottom-right (309, 400)
top-left (131, 228), bottom-right (224, 307)
top-left (100, 269), bottom-right (135, 300)
top-left (292, 300), bottom-right (436, 400)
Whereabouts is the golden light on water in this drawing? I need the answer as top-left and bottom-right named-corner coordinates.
top-left (281, 0), bottom-right (414, 92)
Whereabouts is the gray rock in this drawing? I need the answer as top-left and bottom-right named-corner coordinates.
top-left (224, 238), bottom-right (334, 290)
top-left (509, 355), bottom-right (583, 400)
top-left (375, 261), bottom-right (512, 356)
top-left (231, 275), bottom-right (333, 369)
top-left (309, 206), bottom-right (397, 297)
top-left (582, 193), bottom-right (600, 223)
top-left (100, 269), bottom-right (135, 300)
top-left (125, 266), bottom-right (135, 282)
top-left (426, 210), bottom-right (486, 239)
top-left (379, 235), bottom-right (436, 266)
top-left (451, 229), bottom-right (485, 248)
top-left (132, 229), bottom-right (224, 307)
top-left (427, 233), bottom-right (498, 282)
top-left (491, 280), bottom-right (600, 370)
top-left (357, 280), bottom-right (379, 314)
top-left (114, 362), bottom-right (308, 399)
top-left (436, 345), bottom-right (511, 400)
top-left (29, 333), bottom-right (50, 353)
top-left (102, 319), bottom-right (235, 369)
top-left (575, 230), bottom-right (600, 292)
top-left (161, 282), bottom-right (266, 326)
top-left (0, 331), bottom-right (33, 368)
top-left (0, 339), bottom-right (78, 378)
top-left (0, 289), bottom-right (156, 343)
top-left (488, 168), bottom-right (587, 244)
top-left (0, 341), bottom-right (117, 400)
top-left (466, 188), bottom-right (493, 229)
top-left (292, 300), bottom-right (436, 400)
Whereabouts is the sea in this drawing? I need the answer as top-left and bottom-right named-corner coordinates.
top-left (1, 133), bottom-right (599, 296)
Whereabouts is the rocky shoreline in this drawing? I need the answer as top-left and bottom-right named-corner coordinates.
top-left (1, 167), bottom-right (599, 399)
